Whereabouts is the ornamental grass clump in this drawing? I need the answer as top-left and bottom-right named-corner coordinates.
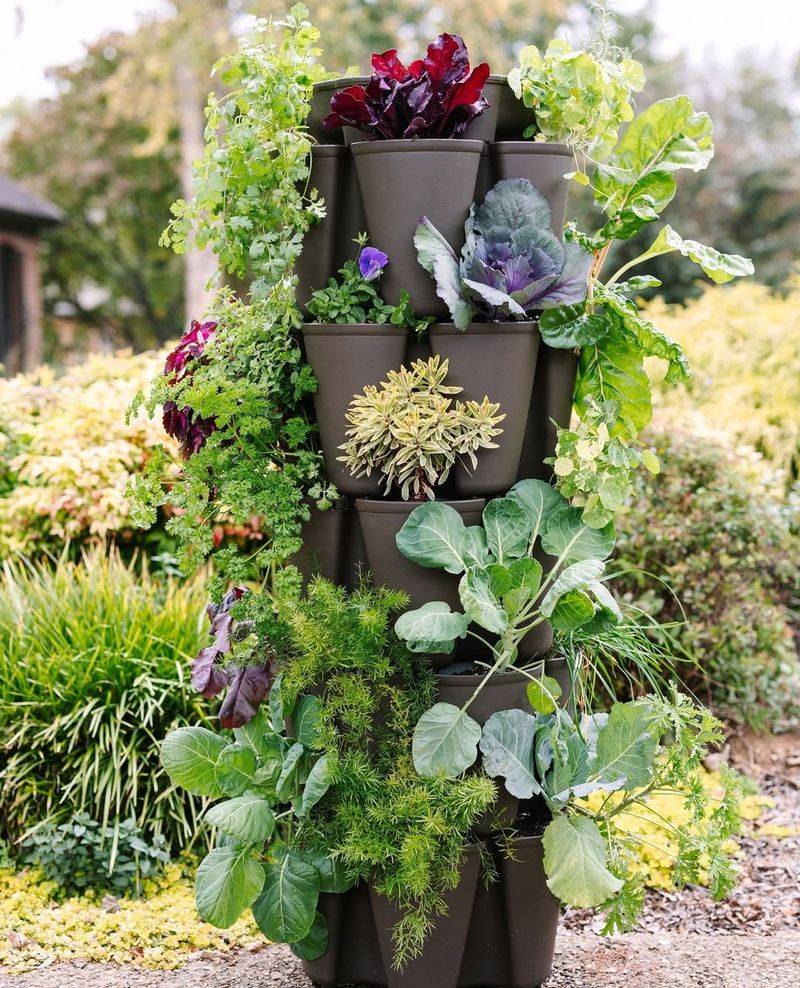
top-left (338, 356), bottom-right (504, 500)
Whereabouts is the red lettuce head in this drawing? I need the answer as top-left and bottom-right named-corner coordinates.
top-left (162, 319), bottom-right (218, 457)
top-left (324, 34), bottom-right (490, 140)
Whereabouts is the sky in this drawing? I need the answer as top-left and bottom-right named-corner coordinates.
top-left (2, 0), bottom-right (800, 105)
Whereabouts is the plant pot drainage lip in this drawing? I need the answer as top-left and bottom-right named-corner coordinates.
top-left (429, 321), bottom-right (539, 336)
top-left (492, 140), bottom-right (572, 156)
top-left (435, 665), bottom-right (543, 687)
top-left (312, 75), bottom-right (370, 92)
top-left (301, 323), bottom-right (408, 337)
top-left (355, 497), bottom-right (485, 514)
top-left (351, 138), bottom-right (486, 155)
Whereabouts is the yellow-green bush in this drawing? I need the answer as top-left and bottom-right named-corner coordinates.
top-left (0, 349), bottom-right (176, 556)
top-left (645, 278), bottom-right (800, 480)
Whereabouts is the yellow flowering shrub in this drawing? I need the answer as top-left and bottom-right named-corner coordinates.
top-left (0, 861), bottom-right (261, 974)
top-left (0, 349), bottom-right (176, 556)
top-left (645, 278), bottom-right (800, 478)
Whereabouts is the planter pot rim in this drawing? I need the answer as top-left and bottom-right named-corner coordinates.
top-left (352, 138), bottom-right (485, 155)
top-left (313, 76), bottom-right (370, 92)
top-left (435, 665), bottom-right (544, 687)
top-left (429, 321), bottom-right (539, 336)
top-left (487, 72), bottom-right (509, 83)
top-left (301, 323), bottom-right (408, 337)
top-left (356, 496), bottom-right (484, 515)
top-left (492, 140), bottom-right (572, 157)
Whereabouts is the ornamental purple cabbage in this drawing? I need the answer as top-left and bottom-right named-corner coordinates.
top-left (358, 246), bottom-right (389, 281)
top-left (414, 178), bottom-right (592, 330)
top-left (324, 34), bottom-right (490, 140)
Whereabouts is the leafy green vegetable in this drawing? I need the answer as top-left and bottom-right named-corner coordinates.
top-left (252, 847), bottom-right (321, 943)
top-left (479, 710), bottom-right (541, 798)
top-left (412, 703), bottom-right (482, 779)
top-left (195, 846), bottom-right (265, 928)
top-left (161, 726), bottom-right (228, 799)
top-left (542, 815), bottom-right (622, 907)
top-left (204, 793), bottom-right (276, 845)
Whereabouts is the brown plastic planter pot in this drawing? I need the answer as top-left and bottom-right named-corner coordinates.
top-left (334, 150), bottom-right (367, 271)
top-left (290, 496), bottom-right (347, 584)
top-left (495, 82), bottom-right (534, 141)
top-left (516, 346), bottom-right (579, 483)
top-left (296, 146), bottom-right (345, 313)
top-left (352, 139), bottom-right (484, 317)
top-left (307, 77), bottom-right (369, 144)
top-left (429, 322), bottom-right (540, 496)
top-left (355, 498), bottom-right (485, 643)
top-left (491, 143), bottom-right (573, 238)
top-left (462, 74), bottom-right (505, 142)
top-left (302, 324), bottom-right (409, 495)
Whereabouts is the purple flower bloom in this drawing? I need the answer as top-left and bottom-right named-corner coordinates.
top-left (358, 246), bottom-right (389, 282)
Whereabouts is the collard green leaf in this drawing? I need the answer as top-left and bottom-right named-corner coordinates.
top-left (204, 792), bottom-right (276, 845)
top-left (252, 848), bottom-right (320, 944)
top-left (539, 303), bottom-right (614, 349)
top-left (541, 559), bottom-right (606, 617)
top-left (462, 525), bottom-right (491, 568)
top-left (161, 726), bottom-right (228, 798)
top-left (542, 815), bottom-right (623, 907)
top-left (269, 673), bottom-right (294, 733)
top-left (299, 753), bottom-right (333, 816)
top-left (541, 506), bottom-right (615, 564)
top-left (276, 742), bottom-right (306, 802)
top-left (479, 710), bottom-right (541, 798)
top-left (412, 702), bottom-right (482, 779)
top-left (233, 707), bottom-right (276, 762)
top-left (459, 568), bottom-right (508, 634)
top-left (414, 216), bottom-right (458, 275)
top-left (526, 674), bottom-right (563, 714)
top-left (550, 590), bottom-right (596, 631)
top-left (195, 846), bottom-right (264, 929)
top-left (300, 851), bottom-right (352, 894)
top-left (632, 225), bottom-right (754, 284)
top-left (395, 501), bottom-right (469, 574)
top-left (394, 601), bottom-right (469, 653)
top-left (293, 695), bottom-right (323, 749)
top-left (216, 743), bottom-right (258, 797)
top-left (290, 911), bottom-right (328, 961)
top-left (482, 497), bottom-right (531, 564)
top-left (593, 700), bottom-right (659, 788)
top-left (575, 334), bottom-right (652, 432)
top-left (507, 479), bottom-right (565, 543)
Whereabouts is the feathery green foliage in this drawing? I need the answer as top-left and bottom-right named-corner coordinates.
top-left (0, 549), bottom-right (209, 853)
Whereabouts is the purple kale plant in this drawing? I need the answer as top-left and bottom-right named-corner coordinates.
top-left (324, 33), bottom-right (490, 140)
top-left (414, 178), bottom-right (592, 329)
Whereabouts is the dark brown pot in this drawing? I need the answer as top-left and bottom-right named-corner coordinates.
top-left (352, 139), bottom-right (483, 317)
top-left (335, 149), bottom-right (367, 271)
top-left (462, 74), bottom-right (505, 142)
top-left (302, 324), bottom-right (409, 495)
top-left (340, 500), bottom-right (368, 590)
top-left (291, 496), bottom-right (347, 584)
top-left (369, 844), bottom-right (481, 988)
top-left (355, 497), bottom-right (485, 650)
top-left (307, 77), bottom-right (369, 144)
top-left (491, 142), bottom-right (573, 238)
top-left (303, 883), bottom-right (385, 987)
top-left (516, 345), bottom-right (578, 483)
top-left (296, 146), bottom-right (345, 313)
top-left (429, 322), bottom-right (540, 496)
top-left (495, 82), bottom-right (534, 142)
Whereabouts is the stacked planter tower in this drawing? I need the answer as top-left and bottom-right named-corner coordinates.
top-left (295, 73), bottom-right (574, 988)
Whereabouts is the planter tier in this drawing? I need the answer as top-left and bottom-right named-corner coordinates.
top-left (352, 139), bottom-right (484, 317)
top-left (293, 496), bottom-right (367, 589)
top-left (307, 77), bottom-right (370, 144)
top-left (428, 322), bottom-right (540, 496)
top-left (303, 836), bottom-right (559, 988)
top-left (491, 143), bottom-right (573, 239)
top-left (296, 146), bottom-right (345, 313)
top-left (302, 324), bottom-right (409, 495)
top-left (516, 346), bottom-right (579, 483)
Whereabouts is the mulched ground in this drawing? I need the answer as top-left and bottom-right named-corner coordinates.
top-left (2, 732), bottom-right (798, 988)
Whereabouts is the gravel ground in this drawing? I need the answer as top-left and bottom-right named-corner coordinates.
top-left (2, 732), bottom-right (797, 988)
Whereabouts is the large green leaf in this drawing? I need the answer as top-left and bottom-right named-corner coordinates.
top-left (459, 568), bottom-right (508, 634)
top-left (526, 674), bottom-right (563, 715)
top-left (593, 700), bottom-right (658, 788)
top-left (541, 559), bottom-right (606, 617)
top-left (252, 848), bottom-right (320, 944)
top-left (290, 911), bottom-right (328, 961)
top-left (539, 303), bottom-right (614, 349)
top-left (216, 743), bottom-right (258, 797)
top-left (482, 497), bottom-right (531, 564)
top-left (575, 334), bottom-right (652, 432)
top-left (479, 710), bottom-right (541, 798)
top-left (395, 501), bottom-right (469, 574)
top-left (631, 225), bottom-right (754, 284)
top-left (161, 726), bottom-right (228, 798)
top-left (205, 792), bottom-right (276, 845)
top-left (298, 753), bottom-right (333, 816)
top-left (195, 846), bottom-right (264, 928)
top-left (507, 479), bottom-right (565, 543)
top-left (542, 815), bottom-right (623, 907)
top-left (300, 851), bottom-right (352, 894)
top-left (550, 590), bottom-right (596, 631)
top-left (541, 506), bottom-right (615, 564)
top-left (276, 742), bottom-right (306, 802)
top-left (293, 695), bottom-right (323, 749)
top-left (233, 708), bottom-right (276, 762)
top-left (412, 702), bottom-right (482, 779)
top-left (394, 601), bottom-right (469, 653)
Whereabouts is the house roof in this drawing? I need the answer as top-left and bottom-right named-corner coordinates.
top-left (0, 174), bottom-right (62, 231)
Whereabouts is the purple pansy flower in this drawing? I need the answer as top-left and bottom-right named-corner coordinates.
top-left (358, 246), bottom-right (389, 282)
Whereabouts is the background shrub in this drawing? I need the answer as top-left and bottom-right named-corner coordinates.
top-left (614, 427), bottom-right (800, 731)
top-left (0, 549), bottom-right (209, 853)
